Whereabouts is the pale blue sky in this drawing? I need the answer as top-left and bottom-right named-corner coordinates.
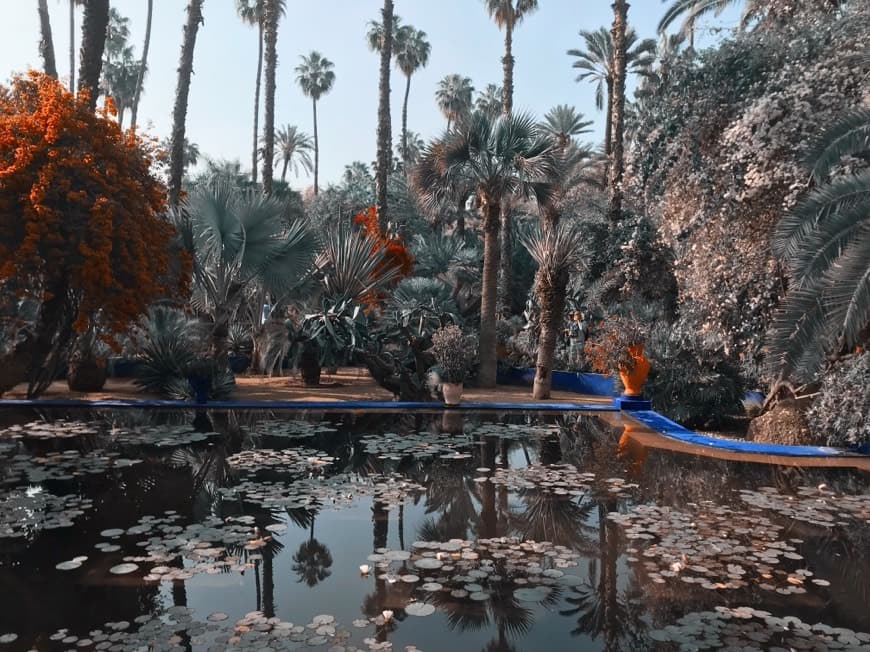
top-left (0, 0), bottom-right (737, 190)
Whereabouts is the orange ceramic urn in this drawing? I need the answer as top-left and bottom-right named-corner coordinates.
top-left (618, 344), bottom-right (650, 396)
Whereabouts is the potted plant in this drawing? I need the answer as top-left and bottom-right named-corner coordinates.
top-left (429, 325), bottom-right (477, 406)
top-left (294, 300), bottom-right (368, 387)
top-left (585, 315), bottom-right (650, 397)
top-left (67, 328), bottom-right (110, 392)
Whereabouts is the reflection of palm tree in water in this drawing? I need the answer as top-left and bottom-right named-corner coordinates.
top-left (292, 515), bottom-right (333, 587)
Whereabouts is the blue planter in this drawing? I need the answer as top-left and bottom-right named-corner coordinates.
top-left (228, 354), bottom-right (250, 374)
top-left (187, 375), bottom-right (210, 404)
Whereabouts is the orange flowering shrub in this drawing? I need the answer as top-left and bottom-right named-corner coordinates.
top-left (352, 205), bottom-right (413, 305)
top-left (0, 72), bottom-right (187, 391)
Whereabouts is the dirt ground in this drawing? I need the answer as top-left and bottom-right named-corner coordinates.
top-left (2, 367), bottom-right (611, 405)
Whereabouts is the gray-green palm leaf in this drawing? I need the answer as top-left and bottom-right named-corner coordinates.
top-left (475, 84), bottom-right (504, 119)
top-left (540, 104), bottom-right (593, 150)
top-left (658, 0), bottom-right (763, 39)
top-left (436, 74), bottom-right (475, 131)
top-left (768, 109), bottom-right (870, 382)
top-left (274, 124), bottom-right (314, 182)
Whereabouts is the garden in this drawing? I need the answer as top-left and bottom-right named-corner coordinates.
top-left (0, 0), bottom-right (868, 650)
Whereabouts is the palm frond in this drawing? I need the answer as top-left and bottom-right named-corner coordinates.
top-left (805, 109), bottom-right (870, 181)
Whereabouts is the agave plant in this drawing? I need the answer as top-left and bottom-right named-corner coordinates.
top-left (767, 109), bottom-right (870, 383)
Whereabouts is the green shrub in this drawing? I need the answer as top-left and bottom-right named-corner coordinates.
top-left (644, 321), bottom-right (744, 428)
top-left (806, 352), bottom-right (869, 449)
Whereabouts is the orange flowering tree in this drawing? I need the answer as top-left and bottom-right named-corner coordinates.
top-left (0, 72), bottom-right (186, 396)
top-left (352, 205), bottom-right (413, 306)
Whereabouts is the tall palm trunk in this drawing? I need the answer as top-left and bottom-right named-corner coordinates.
top-left (130, 0), bottom-right (153, 132)
top-left (533, 269), bottom-right (568, 399)
top-left (68, 0), bottom-right (75, 91)
top-left (77, 0), bottom-right (109, 111)
top-left (498, 20), bottom-right (515, 316)
top-left (603, 76), bottom-right (614, 185)
top-left (479, 196), bottom-right (502, 388)
top-left (281, 159), bottom-right (289, 183)
top-left (401, 73), bottom-right (411, 173)
top-left (375, 0), bottom-right (394, 231)
top-left (251, 21), bottom-right (263, 185)
top-left (168, 0), bottom-right (205, 208)
top-left (261, 0), bottom-right (278, 195)
top-left (37, 0), bottom-right (58, 79)
top-left (608, 0), bottom-right (629, 223)
top-left (312, 98), bottom-right (320, 194)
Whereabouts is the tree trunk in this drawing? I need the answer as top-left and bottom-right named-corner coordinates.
top-left (608, 0), bottom-right (629, 223)
top-left (603, 76), bottom-right (613, 185)
top-left (261, 0), bottom-right (278, 195)
top-left (455, 194), bottom-right (466, 236)
top-left (401, 73), bottom-right (411, 173)
top-left (77, 0), bottom-right (109, 111)
top-left (478, 196), bottom-right (501, 388)
top-left (37, 0), bottom-right (58, 79)
top-left (533, 270), bottom-right (568, 400)
top-left (251, 21), bottom-right (263, 185)
top-left (312, 98), bottom-right (319, 195)
top-left (168, 0), bottom-right (205, 208)
top-left (68, 0), bottom-right (75, 91)
top-left (375, 0), bottom-right (394, 231)
top-left (497, 20), bottom-right (515, 316)
top-left (27, 280), bottom-right (76, 398)
top-left (281, 158), bottom-right (289, 183)
top-left (130, 0), bottom-right (153, 132)
top-left (117, 104), bottom-right (126, 129)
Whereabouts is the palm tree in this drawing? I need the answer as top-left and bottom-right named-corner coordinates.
top-left (275, 125), bottom-right (314, 182)
top-left (396, 130), bottom-right (425, 169)
top-left (658, 0), bottom-right (764, 46)
top-left (540, 105), bottom-right (593, 151)
top-left (475, 83), bottom-right (503, 119)
top-left (260, 0), bottom-right (280, 195)
top-left (767, 108), bottom-right (870, 383)
top-left (292, 517), bottom-right (334, 587)
top-left (68, 0), bottom-right (84, 92)
top-left (567, 27), bottom-right (655, 162)
top-left (414, 112), bottom-right (554, 387)
top-left (77, 0), bottom-right (110, 111)
top-left (296, 51), bottom-right (336, 196)
top-left (521, 223), bottom-right (584, 398)
top-left (168, 0), bottom-right (206, 208)
top-left (129, 0), bottom-right (152, 132)
top-left (395, 25), bottom-right (431, 173)
top-left (435, 74), bottom-right (474, 130)
top-left (375, 0), bottom-right (394, 229)
top-left (609, 0), bottom-right (630, 223)
top-left (37, 0), bottom-right (58, 78)
top-left (102, 51), bottom-right (140, 128)
top-left (482, 0), bottom-right (538, 116)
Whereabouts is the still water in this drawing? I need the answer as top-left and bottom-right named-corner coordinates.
top-left (0, 408), bottom-right (868, 651)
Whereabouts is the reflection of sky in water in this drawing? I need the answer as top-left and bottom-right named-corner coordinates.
top-left (0, 409), bottom-right (867, 651)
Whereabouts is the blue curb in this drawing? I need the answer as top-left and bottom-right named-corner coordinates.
top-left (628, 410), bottom-right (860, 458)
top-left (0, 398), bottom-right (617, 412)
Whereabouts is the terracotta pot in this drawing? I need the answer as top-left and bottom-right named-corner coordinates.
top-left (67, 359), bottom-right (107, 392)
top-left (442, 382), bottom-right (463, 406)
top-left (618, 344), bottom-right (650, 396)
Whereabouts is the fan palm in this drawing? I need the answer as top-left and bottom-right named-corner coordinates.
top-left (414, 111), bottom-right (555, 387)
top-left (521, 222), bottom-right (585, 398)
top-left (274, 125), bottom-right (314, 182)
top-left (767, 109), bottom-right (870, 382)
top-left (102, 50), bottom-right (141, 128)
top-left (292, 519), bottom-right (333, 587)
top-left (482, 0), bottom-right (538, 116)
top-left (396, 130), bottom-right (425, 169)
top-left (395, 26), bottom-right (431, 171)
top-left (296, 51), bottom-right (336, 195)
top-left (178, 182), bottom-right (317, 362)
top-left (259, 0), bottom-right (281, 194)
top-left (168, 0), bottom-right (205, 207)
top-left (475, 84), bottom-right (504, 119)
top-left (435, 74), bottom-right (475, 131)
top-left (540, 104), bottom-right (593, 151)
top-left (567, 27), bottom-right (655, 159)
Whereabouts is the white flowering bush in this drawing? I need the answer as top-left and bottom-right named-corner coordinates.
top-left (805, 353), bottom-right (870, 449)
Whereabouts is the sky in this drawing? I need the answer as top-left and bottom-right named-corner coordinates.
top-left (0, 0), bottom-right (738, 190)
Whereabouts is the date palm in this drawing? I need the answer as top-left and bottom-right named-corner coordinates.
top-left (475, 84), bottom-right (503, 119)
top-left (37, 0), bottom-right (58, 78)
top-left (275, 125), bottom-right (314, 182)
top-left (609, 0), bottom-right (629, 222)
top-left (540, 104), bottom-right (593, 152)
top-left (77, 0), bottom-right (110, 111)
top-left (296, 51), bottom-right (336, 196)
top-left (395, 25), bottom-right (431, 173)
top-left (168, 0), bottom-right (206, 208)
top-left (567, 26), bottom-right (655, 160)
top-left (659, 0), bottom-right (763, 45)
top-left (414, 112), bottom-right (554, 387)
top-left (768, 109), bottom-right (870, 383)
top-left (435, 74), bottom-right (474, 131)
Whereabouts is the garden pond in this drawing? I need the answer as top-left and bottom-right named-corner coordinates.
top-left (0, 407), bottom-right (868, 651)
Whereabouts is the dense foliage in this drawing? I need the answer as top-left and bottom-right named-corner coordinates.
top-left (805, 352), bottom-right (870, 449)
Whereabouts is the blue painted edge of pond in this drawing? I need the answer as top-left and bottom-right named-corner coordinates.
top-left (0, 398), bottom-right (617, 412)
top-left (628, 409), bottom-right (866, 458)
